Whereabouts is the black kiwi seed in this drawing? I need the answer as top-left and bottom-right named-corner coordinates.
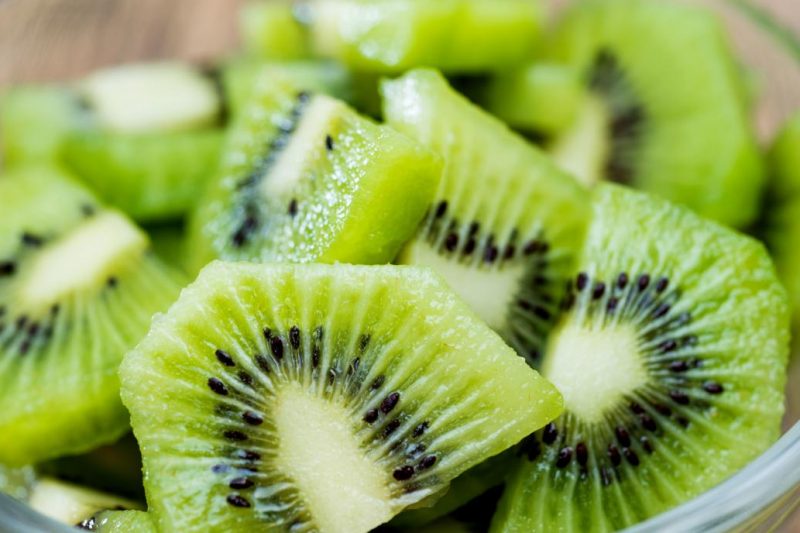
top-left (289, 326), bottom-right (300, 350)
top-left (607, 445), bottom-right (621, 466)
top-left (412, 421), bottom-right (429, 438)
top-left (325, 135), bottom-right (334, 151)
top-left (703, 381), bottom-right (724, 394)
top-left (288, 199), bottom-right (298, 217)
top-left (393, 466), bottom-right (415, 481)
top-left (542, 422), bottom-right (558, 444)
top-left (383, 419), bottom-right (401, 437)
top-left (242, 411), bottom-right (263, 426)
top-left (215, 349), bottom-right (236, 367)
top-left (418, 455), bottom-right (437, 470)
top-left (380, 392), bottom-right (400, 414)
top-left (359, 333), bottom-right (371, 352)
top-left (106, 277), bottom-right (118, 288)
top-left (556, 447), bottom-right (573, 468)
top-left (223, 430), bottom-right (248, 441)
top-left (238, 371), bottom-right (254, 386)
top-left (371, 375), bottom-right (385, 390)
top-left (255, 354), bottom-right (270, 374)
top-left (269, 336), bottom-right (284, 360)
top-left (576, 443), bottom-right (588, 466)
top-left (21, 232), bottom-right (44, 247)
top-left (236, 450), bottom-right (261, 461)
top-left (576, 272), bottom-right (588, 291)
top-left (208, 378), bottom-right (229, 396)
top-left (0, 261), bottom-right (15, 276)
top-left (226, 494), bottom-right (251, 508)
top-left (669, 390), bottom-right (690, 405)
top-left (615, 426), bottom-right (631, 447)
top-left (229, 477), bottom-right (254, 490)
top-left (364, 408), bottom-right (379, 424)
top-left (434, 201), bottom-right (448, 219)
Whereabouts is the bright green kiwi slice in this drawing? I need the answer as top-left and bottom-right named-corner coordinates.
top-left (187, 75), bottom-right (440, 272)
top-left (763, 113), bottom-right (800, 324)
top-left (492, 184), bottom-right (789, 532)
top-left (307, 0), bottom-right (543, 74)
top-left (55, 62), bottom-right (225, 222)
top-left (239, 1), bottom-right (311, 59)
top-left (541, 0), bottom-right (763, 228)
top-left (120, 262), bottom-right (562, 533)
top-left (28, 478), bottom-right (140, 527)
top-left (382, 69), bottom-right (589, 368)
top-left (83, 510), bottom-right (156, 532)
top-left (0, 166), bottom-right (185, 466)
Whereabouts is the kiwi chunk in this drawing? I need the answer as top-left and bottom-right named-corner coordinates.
top-left (28, 478), bottom-right (140, 526)
top-left (763, 113), bottom-right (800, 324)
top-left (542, 0), bottom-right (763, 228)
top-left (56, 62), bottom-right (225, 222)
top-left (239, 1), bottom-right (311, 60)
top-left (492, 184), bottom-right (789, 532)
top-left (80, 510), bottom-right (156, 532)
top-left (121, 262), bottom-right (562, 532)
top-left (307, 0), bottom-right (543, 74)
top-left (382, 69), bottom-right (589, 368)
top-left (187, 75), bottom-right (440, 272)
top-left (0, 166), bottom-right (185, 465)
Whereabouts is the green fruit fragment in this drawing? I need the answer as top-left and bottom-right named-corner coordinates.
top-left (92, 510), bottom-right (157, 533)
top-left (0, 166), bottom-right (185, 465)
top-left (382, 69), bottom-right (589, 368)
top-left (188, 75), bottom-right (440, 271)
top-left (121, 262), bottom-right (562, 533)
top-left (239, 1), bottom-right (311, 59)
top-left (28, 478), bottom-right (140, 526)
top-left (544, 0), bottom-right (764, 228)
top-left (308, 0), bottom-right (543, 74)
top-left (493, 184), bottom-right (789, 532)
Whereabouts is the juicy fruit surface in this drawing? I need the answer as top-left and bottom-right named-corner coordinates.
top-left (493, 184), bottom-right (789, 532)
top-left (308, 0), bottom-right (543, 73)
top-left (29, 478), bottom-right (140, 526)
top-left (188, 76), bottom-right (440, 271)
top-left (239, 1), bottom-right (310, 60)
top-left (121, 262), bottom-right (562, 533)
top-left (383, 69), bottom-right (589, 367)
top-left (546, 0), bottom-right (764, 227)
top-left (91, 510), bottom-right (156, 533)
top-left (0, 167), bottom-right (185, 465)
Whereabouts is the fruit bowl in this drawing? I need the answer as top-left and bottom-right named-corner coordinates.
top-left (0, 0), bottom-right (799, 531)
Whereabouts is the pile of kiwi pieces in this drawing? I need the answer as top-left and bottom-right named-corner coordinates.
top-left (0, 0), bottom-right (796, 532)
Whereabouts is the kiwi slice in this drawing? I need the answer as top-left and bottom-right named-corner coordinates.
top-left (81, 510), bottom-right (156, 532)
top-left (28, 478), bottom-right (140, 526)
top-left (120, 262), bottom-right (562, 532)
top-left (57, 62), bottom-right (225, 223)
top-left (187, 75), bottom-right (440, 272)
top-left (382, 69), bottom-right (589, 368)
top-left (0, 166), bottom-right (185, 466)
top-left (763, 113), bottom-right (800, 323)
top-left (239, 1), bottom-right (311, 60)
top-left (491, 184), bottom-right (789, 531)
top-left (221, 58), bottom-right (354, 118)
top-left (306, 0), bottom-right (543, 74)
top-left (541, 0), bottom-right (763, 228)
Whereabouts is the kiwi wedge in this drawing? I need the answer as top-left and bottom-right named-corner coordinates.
top-left (187, 75), bottom-right (440, 272)
top-left (382, 69), bottom-right (589, 368)
top-left (307, 0), bottom-right (543, 74)
top-left (239, 1), bottom-right (311, 60)
top-left (59, 62), bottom-right (224, 223)
top-left (492, 184), bottom-right (789, 532)
top-left (763, 113), bottom-right (800, 323)
top-left (535, 0), bottom-right (764, 228)
top-left (0, 166), bottom-right (185, 466)
top-left (28, 478), bottom-right (140, 527)
top-left (120, 262), bottom-right (562, 532)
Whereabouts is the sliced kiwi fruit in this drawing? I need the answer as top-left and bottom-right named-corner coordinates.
top-left (763, 113), bottom-right (800, 324)
top-left (59, 61), bottom-right (225, 223)
top-left (491, 184), bottom-right (789, 532)
top-left (221, 57), bottom-right (354, 118)
top-left (382, 68), bottom-right (589, 369)
top-left (0, 166), bottom-right (185, 466)
top-left (537, 0), bottom-right (764, 228)
top-left (239, 1), bottom-right (311, 60)
top-left (28, 478), bottom-right (140, 527)
top-left (306, 0), bottom-right (543, 74)
top-left (120, 262), bottom-right (562, 532)
top-left (187, 74), bottom-right (440, 272)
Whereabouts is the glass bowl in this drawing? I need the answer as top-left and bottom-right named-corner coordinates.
top-left (0, 0), bottom-right (799, 531)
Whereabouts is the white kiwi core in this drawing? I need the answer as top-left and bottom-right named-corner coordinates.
top-left (17, 211), bottom-right (147, 312)
top-left (401, 239), bottom-right (525, 331)
top-left (273, 383), bottom-right (394, 533)
top-left (549, 94), bottom-right (610, 187)
top-left (260, 94), bottom-right (343, 200)
top-left (542, 321), bottom-right (647, 424)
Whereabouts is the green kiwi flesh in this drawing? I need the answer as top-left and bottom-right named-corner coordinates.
top-left (382, 69), bottom-right (589, 368)
top-left (120, 262), bottom-right (562, 533)
top-left (28, 478), bottom-right (140, 527)
top-left (221, 58), bottom-right (354, 118)
top-left (239, 1), bottom-right (311, 60)
top-left (492, 184), bottom-right (789, 532)
top-left (544, 0), bottom-right (763, 228)
top-left (0, 166), bottom-right (185, 465)
top-left (86, 510), bottom-right (156, 532)
top-left (307, 0), bottom-right (543, 74)
top-left (764, 113), bottom-right (800, 325)
top-left (187, 75), bottom-right (440, 272)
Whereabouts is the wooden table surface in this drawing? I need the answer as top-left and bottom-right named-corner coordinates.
top-left (1, 0), bottom-right (800, 530)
